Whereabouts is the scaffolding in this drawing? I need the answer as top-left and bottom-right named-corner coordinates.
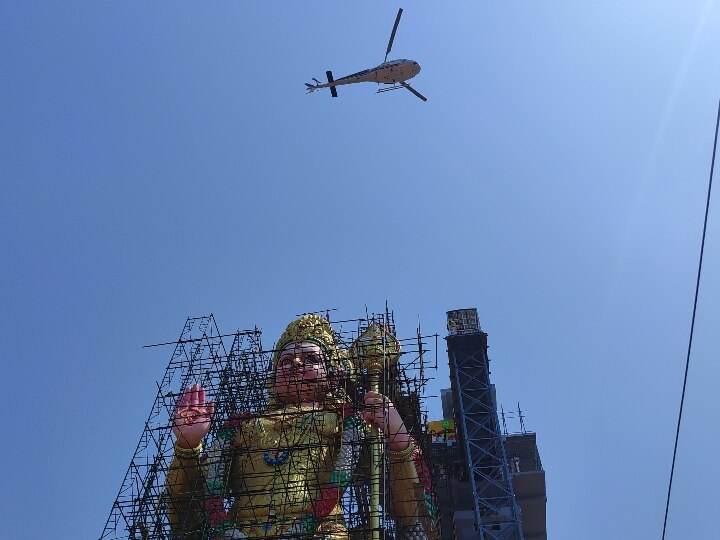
top-left (99, 309), bottom-right (440, 540)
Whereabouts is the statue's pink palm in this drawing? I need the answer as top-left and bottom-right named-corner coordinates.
top-left (172, 384), bottom-right (215, 449)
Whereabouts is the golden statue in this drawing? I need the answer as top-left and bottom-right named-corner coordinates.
top-left (166, 314), bottom-right (436, 540)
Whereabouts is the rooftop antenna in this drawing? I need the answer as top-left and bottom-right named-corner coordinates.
top-left (501, 404), bottom-right (508, 436)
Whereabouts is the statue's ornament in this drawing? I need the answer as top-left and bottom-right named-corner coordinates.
top-left (350, 322), bottom-right (401, 374)
top-left (262, 449), bottom-right (289, 467)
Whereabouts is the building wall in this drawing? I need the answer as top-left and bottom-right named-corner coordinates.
top-left (506, 433), bottom-right (547, 540)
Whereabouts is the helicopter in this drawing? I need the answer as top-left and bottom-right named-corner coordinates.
top-left (305, 8), bottom-right (427, 102)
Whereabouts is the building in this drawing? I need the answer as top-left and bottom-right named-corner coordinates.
top-left (505, 433), bottom-right (547, 540)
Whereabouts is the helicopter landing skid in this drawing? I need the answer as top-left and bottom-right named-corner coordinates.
top-left (376, 85), bottom-right (403, 94)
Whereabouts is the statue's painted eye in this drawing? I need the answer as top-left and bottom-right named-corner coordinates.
top-left (304, 354), bottom-right (317, 364)
top-left (279, 357), bottom-right (293, 368)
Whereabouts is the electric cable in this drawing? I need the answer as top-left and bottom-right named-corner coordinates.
top-left (661, 96), bottom-right (720, 540)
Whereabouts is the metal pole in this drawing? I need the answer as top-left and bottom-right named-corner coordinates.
top-left (369, 370), bottom-right (382, 540)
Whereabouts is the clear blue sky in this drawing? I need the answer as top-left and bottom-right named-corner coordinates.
top-left (2, 2), bottom-right (719, 539)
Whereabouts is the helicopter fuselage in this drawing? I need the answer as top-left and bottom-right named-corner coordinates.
top-left (315, 59), bottom-right (420, 89)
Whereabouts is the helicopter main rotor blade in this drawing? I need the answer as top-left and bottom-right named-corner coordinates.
top-left (399, 81), bottom-right (427, 102)
top-left (384, 8), bottom-right (403, 63)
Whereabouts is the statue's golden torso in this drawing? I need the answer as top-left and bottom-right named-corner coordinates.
top-left (226, 406), bottom-right (344, 536)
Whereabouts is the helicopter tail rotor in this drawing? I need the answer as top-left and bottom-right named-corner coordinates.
top-left (326, 70), bottom-right (338, 98)
top-left (305, 72), bottom-right (338, 97)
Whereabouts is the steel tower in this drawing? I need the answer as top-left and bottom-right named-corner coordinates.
top-left (446, 309), bottom-right (524, 540)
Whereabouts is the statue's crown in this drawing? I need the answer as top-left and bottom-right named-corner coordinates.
top-left (275, 313), bottom-right (335, 356)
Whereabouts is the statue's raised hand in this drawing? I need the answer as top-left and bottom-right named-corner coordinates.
top-left (172, 384), bottom-right (214, 449)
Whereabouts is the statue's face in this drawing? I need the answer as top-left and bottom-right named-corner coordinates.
top-left (272, 342), bottom-right (330, 404)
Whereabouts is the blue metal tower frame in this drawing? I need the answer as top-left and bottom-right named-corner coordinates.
top-left (446, 309), bottom-right (524, 540)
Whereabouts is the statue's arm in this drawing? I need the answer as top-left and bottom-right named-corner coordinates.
top-left (166, 384), bottom-right (214, 535)
top-left (388, 437), bottom-right (436, 537)
top-left (362, 391), bottom-right (435, 534)
top-left (165, 411), bottom-right (253, 537)
top-left (166, 442), bottom-right (206, 536)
